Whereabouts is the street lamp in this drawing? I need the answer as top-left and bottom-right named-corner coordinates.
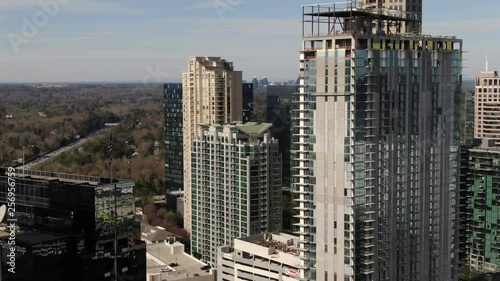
top-left (22, 145), bottom-right (25, 175)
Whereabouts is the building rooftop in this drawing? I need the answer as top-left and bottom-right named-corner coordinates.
top-left (301, 1), bottom-right (422, 37)
top-left (303, 7), bottom-right (421, 23)
top-left (0, 230), bottom-right (66, 245)
top-left (191, 56), bottom-right (221, 61)
top-left (2, 169), bottom-right (132, 186)
top-left (199, 122), bottom-right (274, 138)
top-left (146, 242), bottom-right (212, 281)
top-left (239, 233), bottom-right (300, 257)
top-left (167, 190), bottom-right (184, 197)
top-left (235, 122), bottom-right (273, 136)
top-left (471, 139), bottom-right (500, 153)
top-left (141, 223), bottom-right (183, 244)
top-left (477, 70), bottom-right (499, 78)
top-left (221, 233), bottom-right (301, 271)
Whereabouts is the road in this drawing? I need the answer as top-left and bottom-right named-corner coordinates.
top-left (18, 126), bottom-right (113, 171)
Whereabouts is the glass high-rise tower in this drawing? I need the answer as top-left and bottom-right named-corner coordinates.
top-left (164, 84), bottom-right (184, 205)
top-left (467, 140), bottom-right (500, 273)
top-left (293, 3), bottom-right (462, 281)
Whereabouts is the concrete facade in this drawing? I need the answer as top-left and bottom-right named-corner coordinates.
top-left (358, 0), bottom-right (422, 33)
top-left (182, 57), bottom-right (243, 234)
top-left (217, 233), bottom-right (301, 281)
top-left (146, 241), bottom-right (214, 281)
top-left (474, 70), bottom-right (500, 145)
top-left (190, 123), bottom-right (282, 267)
top-left (295, 3), bottom-right (462, 281)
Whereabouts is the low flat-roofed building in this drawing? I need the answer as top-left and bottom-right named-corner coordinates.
top-left (217, 233), bottom-right (301, 281)
top-left (141, 223), bottom-right (184, 244)
top-left (146, 241), bottom-right (214, 281)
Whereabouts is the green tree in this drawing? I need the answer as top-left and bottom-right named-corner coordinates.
top-left (250, 111), bottom-right (267, 123)
top-left (458, 265), bottom-right (483, 281)
top-left (282, 193), bottom-right (298, 231)
top-left (137, 196), bottom-right (154, 207)
top-left (164, 211), bottom-right (183, 228)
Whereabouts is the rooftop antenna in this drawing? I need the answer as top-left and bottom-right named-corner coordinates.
top-left (486, 53), bottom-right (489, 72)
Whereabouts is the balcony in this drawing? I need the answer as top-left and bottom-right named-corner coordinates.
top-left (295, 229), bottom-right (310, 235)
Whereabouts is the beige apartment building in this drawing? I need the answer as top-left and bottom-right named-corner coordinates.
top-left (474, 69), bottom-right (500, 145)
top-left (359, 0), bottom-right (422, 33)
top-left (182, 57), bottom-right (242, 234)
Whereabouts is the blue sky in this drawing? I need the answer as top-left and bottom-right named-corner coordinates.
top-left (0, 0), bottom-right (498, 83)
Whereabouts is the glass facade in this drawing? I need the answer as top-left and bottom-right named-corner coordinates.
top-left (190, 124), bottom-right (281, 267)
top-left (0, 169), bottom-right (145, 281)
top-left (164, 84), bottom-right (184, 195)
top-left (467, 148), bottom-right (500, 272)
top-left (294, 11), bottom-right (462, 280)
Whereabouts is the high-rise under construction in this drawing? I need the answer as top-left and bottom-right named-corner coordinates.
top-left (293, 2), bottom-right (462, 281)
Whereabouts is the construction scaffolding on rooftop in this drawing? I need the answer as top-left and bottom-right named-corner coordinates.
top-left (302, 1), bottom-right (422, 37)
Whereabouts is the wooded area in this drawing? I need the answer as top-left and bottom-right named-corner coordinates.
top-left (0, 84), bottom-right (164, 203)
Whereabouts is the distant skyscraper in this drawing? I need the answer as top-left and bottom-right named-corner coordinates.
top-left (164, 84), bottom-right (184, 209)
top-left (260, 77), bottom-right (269, 87)
top-left (358, 0), bottom-right (422, 33)
top-left (190, 123), bottom-right (282, 266)
top-left (294, 3), bottom-right (461, 281)
top-left (242, 83), bottom-right (254, 123)
top-left (474, 69), bottom-right (500, 145)
top-left (182, 57), bottom-right (243, 234)
top-left (252, 76), bottom-right (259, 89)
top-left (0, 169), bottom-right (146, 281)
top-left (467, 140), bottom-right (500, 273)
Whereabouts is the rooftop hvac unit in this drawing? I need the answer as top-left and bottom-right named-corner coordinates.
top-left (264, 233), bottom-right (273, 242)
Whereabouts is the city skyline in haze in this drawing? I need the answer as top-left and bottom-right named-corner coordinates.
top-left (0, 0), bottom-right (498, 83)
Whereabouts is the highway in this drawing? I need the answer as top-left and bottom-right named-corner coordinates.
top-left (18, 126), bottom-right (113, 171)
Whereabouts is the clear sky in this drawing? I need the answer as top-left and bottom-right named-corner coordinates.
top-left (0, 0), bottom-right (498, 83)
